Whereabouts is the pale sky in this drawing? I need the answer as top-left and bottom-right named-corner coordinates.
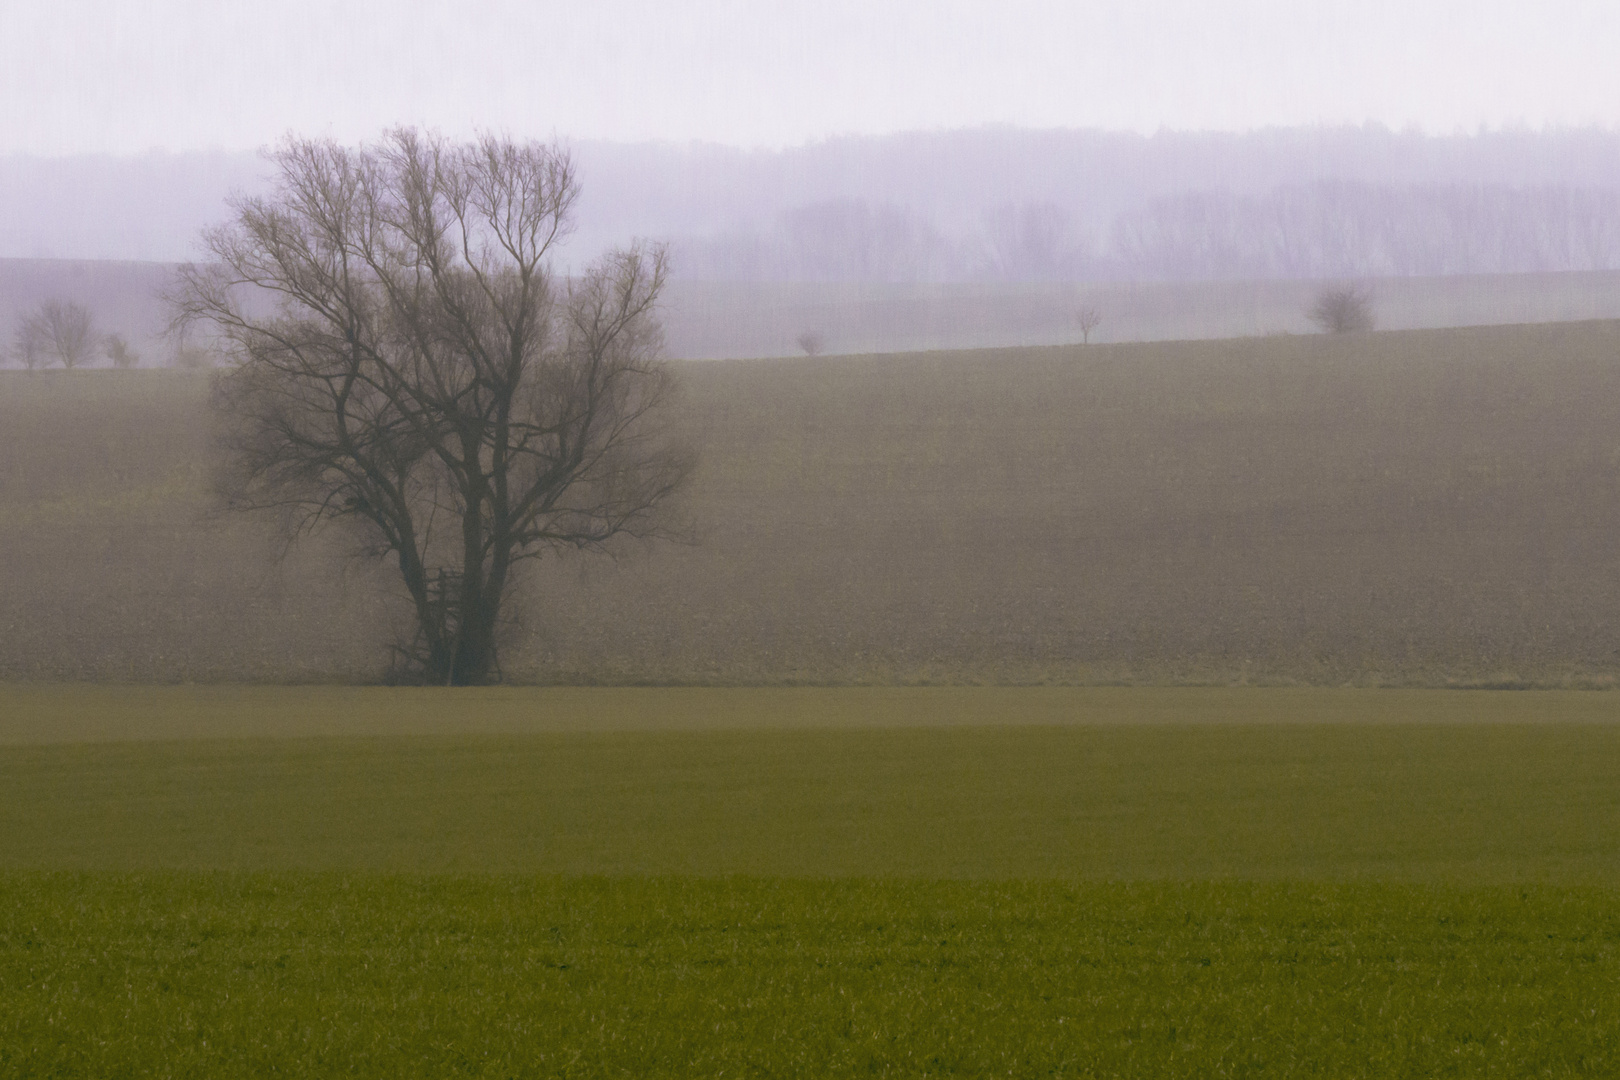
top-left (3, 0), bottom-right (1618, 156)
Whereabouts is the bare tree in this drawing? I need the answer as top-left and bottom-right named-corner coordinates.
top-left (981, 202), bottom-right (1077, 280)
top-left (1306, 284), bottom-right (1375, 334)
top-left (1075, 305), bottom-right (1101, 344)
top-left (796, 330), bottom-right (825, 357)
top-left (16, 299), bottom-right (97, 368)
top-left (13, 319), bottom-right (45, 370)
top-left (172, 129), bottom-right (691, 685)
top-left (104, 333), bottom-right (140, 369)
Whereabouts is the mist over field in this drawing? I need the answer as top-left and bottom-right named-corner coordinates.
top-left (5, 321), bottom-right (1620, 687)
top-left (10, 125), bottom-right (1620, 363)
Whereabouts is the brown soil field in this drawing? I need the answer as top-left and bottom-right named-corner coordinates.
top-left (4, 319), bottom-right (1620, 684)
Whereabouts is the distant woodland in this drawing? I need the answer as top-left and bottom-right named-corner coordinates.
top-left (6, 125), bottom-right (1620, 281)
top-left (678, 182), bottom-right (1620, 281)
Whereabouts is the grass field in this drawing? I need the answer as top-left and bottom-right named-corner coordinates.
top-left (3, 687), bottom-right (1620, 1075)
top-left (3, 687), bottom-right (1620, 878)
top-left (6, 875), bottom-right (1617, 1078)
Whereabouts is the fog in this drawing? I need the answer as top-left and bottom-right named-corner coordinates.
top-left (9, 9), bottom-right (1620, 1073)
top-left (8, 4), bottom-right (1619, 279)
top-left (9, 1), bottom-right (1620, 153)
top-left (6, 2), bottom-right (1620, 686)
top-left (7, 125), bottom-right (1620, 280)
top-left (11, 125), bottom-right (1620, 364)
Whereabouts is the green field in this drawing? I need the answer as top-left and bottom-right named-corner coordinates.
top-left (4, 686), bottom-right (1620, 878)
top-left (3, 687), bottom-right (1620, 1075)
top-left (6, 875), bottom-right (1617, 1078)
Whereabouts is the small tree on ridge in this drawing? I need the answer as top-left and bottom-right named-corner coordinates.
top-left (1076, 304), bottom-right (1101, 344)
top-left (1307, 284), bottom-right (1375, 334)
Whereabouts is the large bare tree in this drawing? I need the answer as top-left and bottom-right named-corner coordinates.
top-left (173, 130), bottom-right (690, 685)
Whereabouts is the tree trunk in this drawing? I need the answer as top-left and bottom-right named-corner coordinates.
top-left (451, 603), bottom-right (499, 686)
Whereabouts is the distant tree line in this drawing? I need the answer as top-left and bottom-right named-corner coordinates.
top-left (16, 123), bottom-right (1620, 263)
top-left (5, 299), bottom-right (144, 369)
top-left (1, 297), bottom-right (223, 370)
top-left (679, 199), bottom-right (962, 282)
top-left (675, 182), bottom-right (1620, 283)
top-left (1111, 182), bottom-right (1620, 280)
top-left (675, 198), bottom-right (1087, 282)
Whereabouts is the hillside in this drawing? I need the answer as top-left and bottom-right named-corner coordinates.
top-left (8, 256), bottom-right (1620, 362)
top-left (5, 320), bottom-right (1620, 684)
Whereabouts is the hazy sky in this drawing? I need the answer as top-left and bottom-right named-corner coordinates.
top-left (3, 0), bottom-right (1617, 156)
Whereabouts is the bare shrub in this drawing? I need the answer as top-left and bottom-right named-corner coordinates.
top-left (796, 331), bottom-right (825, 357)
top-left (13, 322), bottom-right (44, 369)
top-left (104, 333), bottom-right (140, 369)
top-left (1307, 285), bottom-right (1375, 334)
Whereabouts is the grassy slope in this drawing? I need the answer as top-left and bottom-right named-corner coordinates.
top-left (3, 718), bottom-right (1620, 879)
top-left (6, 683), bottom-right (1620, 743)
top-left (662, 272), bottom-right (1620, 356)
top-left (7, 319), bottom-right (1620, 683)
top-left (8, 256), bottom-right (1620, 360)
top-left (0, 689), bottom-right (1613, 880)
